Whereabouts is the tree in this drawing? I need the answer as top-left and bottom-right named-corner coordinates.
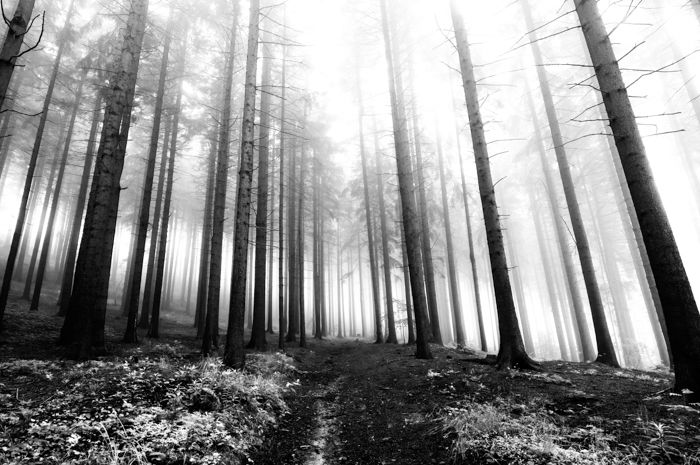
top-left (223, 0), bottom-right (261, 369)
top-left (450, 0), bottom-right (534, 369)
top-left (379, 0), bottom-right (431, 359)
top-left (356, 67), bottom-right (383, 344)
top-left (575, 0), bottom-right (700, 400)
top-left (436, 129), bottom-right (465, 347)
top-left (57, 90), bottom-right (103, 317)
top-left (0, 0), bottom-right (37, 110)
top-left (247, 39), bottom-right (271, 350)
top-left (59, 0), bottom-right (149, 358)
top-left (147, 35), bottom-right (187, 340)
top-left (202, 1), bottom-right (240, 356)
top-left (522, 0), bottom-right (619, 367)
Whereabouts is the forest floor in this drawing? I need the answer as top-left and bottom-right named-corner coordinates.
top-left (1, 293), bottom-right (699, 464)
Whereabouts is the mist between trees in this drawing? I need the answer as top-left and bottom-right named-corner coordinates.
top-left (0, 0), bottom-right (699, 402)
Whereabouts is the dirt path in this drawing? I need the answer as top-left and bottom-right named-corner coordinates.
top-left (245, 339), bottom-right (455, 465)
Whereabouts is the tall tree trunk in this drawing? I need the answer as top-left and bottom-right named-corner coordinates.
top-left (379, 0), bottom-right (431, 359)
top-left (313, 150), bottom-right (322, 339)
top-left (147, 36), bottom-right (186, 338)
top-left (356, 76), bottom-right (384, 343)
top-left (139, 115), bottom-right (171, 328)
top-left (277, 39), bottom-right (287, 349)
top-left (451, 0), bottom-right (534, 369)
top-left (398, 201), bottom-right (416, 344)
top-left (576, 0), bottom-right (700, 399)
top-left (407, 66), bottom-right (441, 345)
top-left (267, 151), bottom-right (276, 334)
top-left (436, 129), bottom-right (465, 347)
top-left (336, 226), bottom-right (343, 338)
top-left (286, 142), bottom-right (298, 342)
top-left (374, 131), bottom-right (398, 344)
top-left (57, 92), bottom-right (103, 316)
top-left (297, 144), bottom-right (307, 348)
top-left (0, 0), bottom-right (35, 111)
top-left (58, 0), bottom-right (148, 357)
top-left (195, 130), bottom-right (218, 335)
top-left (123, 10), bottom-right (173, 342)
top-left (202, 2), bottom-right (240, 355)
top-left (30, 68), bottom-right (87, 311)
top-left (522, 0), bottom-right (618, 366)
top-left (223, 0), bottom-right (260, 368)
top-left (247, 38), bottom-right (270, 350)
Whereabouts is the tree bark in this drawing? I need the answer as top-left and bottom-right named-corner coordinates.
top-left (223, 0), bottom-right (260, 368)
top-left (247, 38), bottom-right (270, 350)
top-left (58, 0), bottom-right (148, 357)
top-left (57, 91), bottom-right (103, 316)
top-left (576, 0), bottom-right (700, 398)
top-left (278, 40), bottom-right (287, 349)
top-left (451, 0), bottom-right (534, 369)
top-left (379, 0), bottom-right (431, 359)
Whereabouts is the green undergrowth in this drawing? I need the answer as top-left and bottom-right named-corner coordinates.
top-left (443, 397), bottom-right (700, 465)
top-left (0, 348), bottom-right (298, 464)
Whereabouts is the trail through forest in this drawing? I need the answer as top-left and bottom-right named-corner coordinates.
top-left (246, 340), bottom-right (455, 465)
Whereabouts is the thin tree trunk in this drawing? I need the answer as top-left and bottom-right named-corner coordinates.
top-left (147, 51), bottom-right (185, 338)
top-left (380, 0), bottom-right (431, 359)
top-left (313, 149), bottom-right (322, 339)
top-left (139, 115), bottom-right (171, 328)
top-left (286, 142), bottom-right (298, 342)
top-left (202, 2), bottom-right (240, 355)
top-left (223, 0), bottom-right (260, 368)
top-left (247, 37), bottom-right (270, 350)
top-left (451, 0), bottom-right (534, 369)
top-left (30, 68), bottom-right (87, 311)
top-left (436, 128), bottom-right (465, 347)
top-left (278, 39), bottom-right (287, 349)
top-left (195, 129), bottom-right (217, 336)
top-left (576, 0), bottom-right (700, 398)
top-left (58, 0), bottom-right (148, 356)
top-left (267, 150), bottom-right (276, 334)
top-left (523, 0), bottom-right (618, 367)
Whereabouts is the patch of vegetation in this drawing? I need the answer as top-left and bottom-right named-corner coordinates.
top-left (443, 397), bottom-right (700, 465)
top-left (0, 349), bottom-right (297, 464)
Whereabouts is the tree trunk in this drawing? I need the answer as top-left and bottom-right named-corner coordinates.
top-left (380, 0), bottom-right (431, 359)
top-left (576, 0), bottom-right (700, 399)
top-left (139, 114), bottom-right (171, 327)
top-left (436, 129), bottom-right (465, 347)
top-left (247, 38), bottom-right (270, 350)
top-left (123, 11), bottom-right (173, 342)
top-left (0, 0), bottom-right (35, 111)
top-left (451, 0), bottom-right (534, 369)
top-left (195, 129), bottom-right (218, 336)
top-left (286, 141), bottom-right (298, 342)
top-left (202, 2), bottom-right (240, 355)
top-left (313, 149), bottom-right (322, 339)
top-left (278, 40), bottom-right (287, 349)
top-left (57, 92), bottom-right (103, 316)
top-left (58, 0), bottom-right (148, 357)
top-left (30, 68), bottom-right (87, 311)
top-left (407, 66), bottom-right (441, 345)
top-left (0, 70), bottom-right (25, 182)
top-left (522, 0), bottom-right (618, 367)
top-left (223, 0), bottom-right (260, 368)
top-left (267, 149), bottom-right (276, 334)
